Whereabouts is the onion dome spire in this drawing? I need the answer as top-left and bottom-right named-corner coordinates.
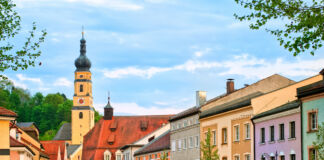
top-left (74, 26), bottom-right (91, 71)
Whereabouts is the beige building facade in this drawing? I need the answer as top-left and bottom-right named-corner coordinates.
top-left (200, 75), bottom-right (295, 160)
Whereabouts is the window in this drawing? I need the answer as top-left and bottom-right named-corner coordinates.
top-left (178, 122), bottom-right (182, 129)
top-left (212, 130), bottom-right (216, 145)
top-left (196, 118), bottom-right (199, 124)
top-left (290, 121), bottom-right (296, 138)
top-left (280, 155), bottom-right (285, 160)
top-left (222, 157), bottom-right (227, 160)
top-left (234, 155), bottom-right (240, 160)
top-left (245, 123), bottom-right (250, 139)
top-left (184, 120), bottom-right (188, 127)
top-left (149, 155), bottom-right (152, 160)
top-left (189, 119), bottom-right (193, 125)
top-left (172, 124), bottom-right (176, 130)
top-left (309, 147), bottom-right (317, 160)
top-left (279, 124), bottom-right (285, 140)
top-left (178, 139), bottom-right (182, 151)
top-left (183, 138), bottom-right (187, 149)
top-left (270, 157), bottom-right (275, 160)
top-left (104, 150), bottom-right (111, 160)
top-left (222, 128), bottom-right (227, 144)
top-left (79, 112), bottom-right (83, 119)
top-left (189, 137), bottom-right (194, 148)
top-left (171, 140), bottom-right (176, 151)
top-left (116, 155), bottom-right (121, 160)
top-left (270, 126), bottom-right (275, 142)
top-left (245, 154), bottom-right (250, 160)
top-left (234, 125), bottom-right (240, 141)
top-left (290, 154), bottom-right (296, 160)
top-left (260, 128), bottom-right (265, 143)
top-left (261, 155), bottom-right (266, 160)
top-left (308, 111), bottom-right (318, 131)
top-left (80, 84), bottom-right (83, 92)
top-left (195, 135), bottom-right (199, 147)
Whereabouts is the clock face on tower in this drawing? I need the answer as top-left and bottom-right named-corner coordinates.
top-left (78, 98), bottom-right (84, 105)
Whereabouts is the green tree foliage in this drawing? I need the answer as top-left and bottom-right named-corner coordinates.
top-left (160, 151), bottom-right (168, 160)
top-left (0, 0), bottom-right (46, 78)
top-left (0, 82), bottom-right (102, 140)
top-left (201, 128), bottom-right (219, 160)
top-left (234, 0), bottom-right (324, 56)
top-left (313, 122), bottom-right (324, 160)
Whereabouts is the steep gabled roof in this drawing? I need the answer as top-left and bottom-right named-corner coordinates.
top-left (53, 123), bottom-right (71, 140)
top-left (41, 140), bottom-right (66, 160)
top-left (67, 144), bottom-right (81, 158)
top-left (82, 115), bottom-right (171, 160)
top-left (134, 130), bottom-right (170, 156)
top-left (0, 107), bottom-right (17, 117)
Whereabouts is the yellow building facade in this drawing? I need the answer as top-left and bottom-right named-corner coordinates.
top-left (71, 33), bottom-right (95, 145)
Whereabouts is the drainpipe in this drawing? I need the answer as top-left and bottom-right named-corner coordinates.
top-left (300, 104), bottom-right (303, 160)
top-left (252, 119), bottom-right (256, 160)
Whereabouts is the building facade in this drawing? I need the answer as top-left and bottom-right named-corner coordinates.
top-left (200, 75), bottom-right (295, 160)
top-left (0, 107), bottom-right (18, 160)
top-left (169, 91), bottom-right (205, 160)
top-left (134, 131), bottom-right (170, 160)
top-left (252, 101), bottom-right (301, 160)
top-left (297, 78), bottom-right (324, 160)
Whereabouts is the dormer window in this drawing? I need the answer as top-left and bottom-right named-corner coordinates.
top-left (110, 121), bottom-right (118, 132)
top-left (140, 121), bottom-right (148, 131)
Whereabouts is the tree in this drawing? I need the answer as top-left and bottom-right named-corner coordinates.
top-left (201, 128), bottom-right (219, 160)
top-left (234, 0), bottom-right (324, 56)
top-left (160, 151), bottom-right (168, 160)
top-left (0, 0), bottom-right (46, 78)
top-left (313, 122), bottom-right (324, 160)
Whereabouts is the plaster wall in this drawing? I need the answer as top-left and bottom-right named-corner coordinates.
top-left (301, 97), bottom-right (324, 160)
top-left (200, 107), bottom-right (252, 160)
top-left (254, 112), bottom-right (301, 160)
top-left (0, 119), bottom-right (10, 160)
top-left (170, 114), bottom-right (200, 160)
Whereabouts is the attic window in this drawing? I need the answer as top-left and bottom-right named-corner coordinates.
top-left (108, 135), bottom-right (115, 145)
top-left (148, 136), bottom-right (155, 142)
top-left (110, 121), bottom-right (118, 132)
top-left (140, 121), bottom-right (148, 131)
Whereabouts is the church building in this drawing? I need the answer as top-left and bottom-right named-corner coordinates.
top-left (46, 32), bottom-right (173, 160)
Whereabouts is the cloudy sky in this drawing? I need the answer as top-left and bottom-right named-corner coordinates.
top-left (7, 0), bottom-right (324, 115)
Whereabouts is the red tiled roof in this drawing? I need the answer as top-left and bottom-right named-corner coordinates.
top-left (10, 137), bottom-right (35, 155)
top-left (0, 107), bottom-right (17, 117)
top-left (41, 140), bottom-right (66, 160)
top-left (134, 131), bottom-right (170, 156)
top-left (82, 115), bottom-right (171, 160)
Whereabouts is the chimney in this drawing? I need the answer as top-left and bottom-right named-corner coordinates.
top-left (104, 93), bottom-right (113, 120)
top-left (226, 79), bottom-right (235, 94)
top-left (196, 91), bottom-right (207, 108)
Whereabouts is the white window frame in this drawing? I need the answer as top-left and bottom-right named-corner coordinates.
top-left (178, 139), bottom-right (182, 151)
top-left (183, 138), bottom-right (187, 149)
top-left (244, 123), bottom-right (250, 140)
top-left (183, 120), bottom-right (188, 127)
top-left (234, 154), bottom-right (240, 160)
top-left (244, 153), bottom-right (250, 160)
top-left (212, 130), bottom-right (216, 146)
top-left (195, 135), bottom-right (199, 147)
top-left (171, 140), bottom-right (176, 151)
top-left (234, 125), bottom-right (240, 142)
top-left (189, 136), bottom-right (194, 148)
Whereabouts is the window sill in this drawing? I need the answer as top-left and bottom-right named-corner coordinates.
top-left (233, 140), bottom-right (240, 143)
top-left (259, 142), bottom-right (265, 145)
top-left (245, 138), bottom-right (251, 141)
top-left (307, 129), bottom-right (318, 133)
top-left (268, 141), bottom-right (275, 144)
top-left (277, 139), bottom-right (285, 143)
top-left (288, 137), bottom-right (296, 141)
top-left (221, 143), bottom-right (228, 145)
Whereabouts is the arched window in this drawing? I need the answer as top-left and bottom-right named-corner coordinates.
top-left (104, 150), bottom-right (111, 160)
top-left (80, 84), bottom-right (83, 92)
top-left (79, 112), bottom-right (83, 119)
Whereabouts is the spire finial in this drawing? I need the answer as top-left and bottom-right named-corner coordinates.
top-left (82, 26), bottom-right (84, 39)
top-left (108, 91), bottom-right (111, 105)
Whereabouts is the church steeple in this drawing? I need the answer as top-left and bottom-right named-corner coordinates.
top-left (71, 28), bottom-right (95, 145)
top-left (74, 28), bottom-right (91, 71)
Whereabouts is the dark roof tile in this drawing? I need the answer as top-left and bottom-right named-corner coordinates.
top-left (134, 130), bottom-right (170, 156)
top-left (252, 100), bottom-right (300, 120)
top-left (53, 123), bottom-right (71, 140)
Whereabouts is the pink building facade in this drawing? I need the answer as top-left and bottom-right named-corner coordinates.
top-left (253, 101), bottom-right (301, 160)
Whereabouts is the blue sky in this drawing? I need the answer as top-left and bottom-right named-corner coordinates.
top-left (6, 0), bottom-right (324, 115)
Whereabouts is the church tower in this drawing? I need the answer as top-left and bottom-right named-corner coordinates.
top-left (71, 31), bottom-right (95, 145)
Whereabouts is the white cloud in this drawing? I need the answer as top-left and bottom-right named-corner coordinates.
top-left (102, 54), bottom-right (324, 79)
top-left (103, 60), bottom-right (221, 79)
top-left (54, 78), bottom-right (73, 87)
top-left (11, 79), bottom-right (27, 90)
top-left (16, 74), bottom-right (43, 85)
top-left (95, 102), bottom-right (185, 115)
top-left (15, 0), bottom-right (143, 11)
top-left (194, 48), bottom-right (211, 57)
